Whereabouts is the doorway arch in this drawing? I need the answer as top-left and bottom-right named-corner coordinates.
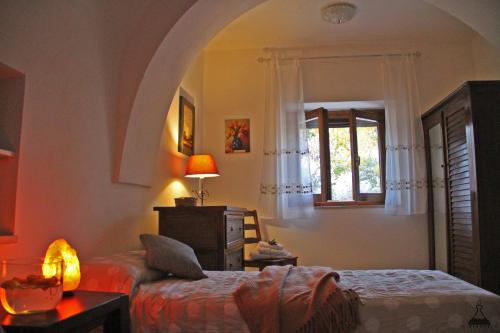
top-left (116, 0), bottom-right (500, 186)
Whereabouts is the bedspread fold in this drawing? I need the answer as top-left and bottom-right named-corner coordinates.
top-left (234, 265), bottom-right (360, 333)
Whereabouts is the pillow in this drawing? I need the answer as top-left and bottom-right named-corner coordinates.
top-left (78, 250), bottom-right (164, 296)
top-left (140, 234), bottom-right (207, 280)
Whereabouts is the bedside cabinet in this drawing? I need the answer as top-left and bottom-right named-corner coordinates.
top-left (153, 206), bottom-right (246, 271)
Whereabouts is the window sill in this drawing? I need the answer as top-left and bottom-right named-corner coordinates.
top-left (314, 201), bottom-right (384, 209)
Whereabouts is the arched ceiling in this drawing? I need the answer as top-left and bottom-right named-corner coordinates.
top-left (426, 0), bottom-right (500, 50)
top-left (207, 0), bottom-right (477, 50)
top-left (116, 0), bottom-right (500, 186)
top-left (113, 0), bottom-right (196, 184)
top-left (116, 0), bottom-right (266, 186)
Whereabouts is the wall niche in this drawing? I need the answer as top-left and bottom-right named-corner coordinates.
top-left (0, 62), bottom-right (25, 243)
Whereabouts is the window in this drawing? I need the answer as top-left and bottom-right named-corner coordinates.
top-left (306, 108), bottom-right (385, 206)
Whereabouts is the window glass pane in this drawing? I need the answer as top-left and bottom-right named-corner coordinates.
top-left (329, 126), bottom-right (353, 201)
top-left (306, 127), bottom-right (321, 194)
top-left (356, 117), bottom-right (381, 193)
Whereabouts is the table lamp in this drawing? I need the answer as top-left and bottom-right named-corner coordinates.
top-left (185, 154), bottom-right (220, 205)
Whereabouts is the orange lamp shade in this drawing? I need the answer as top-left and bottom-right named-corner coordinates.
top-left (185, 154), bottom-right (220, 178)
top-left (43, 239), bottom-right (81, 292)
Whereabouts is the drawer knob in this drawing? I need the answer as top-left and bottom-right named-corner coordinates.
top-left (230, 226), bottom-right (234, 232)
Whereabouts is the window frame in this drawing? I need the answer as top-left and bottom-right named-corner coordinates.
top-left (305, 107), bottom-right (386, 207)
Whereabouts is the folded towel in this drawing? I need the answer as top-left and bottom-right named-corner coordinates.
top-left (249, 251), bottom-right (293, 260)
top-left (256, 246), bottom-right (291, 257)
top-left (249, 252), bottom-right (275, 260)
top-left (258, 241), bottom-right (284, 251)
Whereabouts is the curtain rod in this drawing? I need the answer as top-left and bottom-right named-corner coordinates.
top-left (257, 51), bottom-right (421, 63)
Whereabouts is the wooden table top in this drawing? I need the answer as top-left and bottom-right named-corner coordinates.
top-left (0, 290), bottom-right (127, 328)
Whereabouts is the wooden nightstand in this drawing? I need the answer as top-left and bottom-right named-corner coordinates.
top-left (154, 206), bottom-right (246, 271)
top-left (0, 291), bottom-right (130, 333)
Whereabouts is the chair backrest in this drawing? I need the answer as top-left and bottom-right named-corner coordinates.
top-left (243, 210), bottom-right (261, 244)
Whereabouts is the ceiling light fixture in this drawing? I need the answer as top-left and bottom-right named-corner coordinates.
top-left (321, 2), bottom-right (357, 24)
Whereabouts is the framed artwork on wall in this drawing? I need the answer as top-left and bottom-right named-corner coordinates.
top-left (178, 96), bottom-right (195, 156)
top-left (225, 118), bottom-right (250, 153)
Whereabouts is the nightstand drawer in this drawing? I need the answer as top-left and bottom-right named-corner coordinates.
top-left (154, 206), bottom-right (247, 271)
top-left (225, 248), bottom-right (243, 271)
top-left (226, 216), bottom-right (244, 246)
top-left (159, 214), bottom-right (217, 248)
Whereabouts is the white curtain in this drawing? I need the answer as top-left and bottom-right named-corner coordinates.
top-left (259, 52), bottom-right (313, 220)
top-left (383, 55), bottom-right (427, 215)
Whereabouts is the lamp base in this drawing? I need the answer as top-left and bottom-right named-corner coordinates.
top-left (194, 190), bottom-right (209, 206)
top-left (194, 177), bottom-right (209, 206)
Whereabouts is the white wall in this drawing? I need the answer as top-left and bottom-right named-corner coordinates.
top-left (149, 53), bottom-right (205, 211)
top-left (117, 0), bottom-right (267, 186)
top-left (116, 0), bottom-right (500, 187)
top-left (201, 39), bottom-right (483, 269)
top-left (298, 41), bottom-right (476, 112)
top-left (0, 1), bottom-right (204, 260)
top-left (0, 0), bottom-right (498, 267)
top-left (425, 0), bottom-right (500, 50)
top-left (471, 35), bottom-right (500, 80)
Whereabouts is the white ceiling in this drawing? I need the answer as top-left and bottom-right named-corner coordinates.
top-left (207, 0), bottom-right (476, 50)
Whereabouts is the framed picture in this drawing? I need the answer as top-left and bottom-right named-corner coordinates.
top-left (178, 96), bottom-right (195, 156)
top-left (225, 118), bottom-right (250, 153)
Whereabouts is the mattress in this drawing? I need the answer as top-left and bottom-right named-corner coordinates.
top-left (338, 269), bottom-right (500, 332)
top-left (130, 270), bottom-right (254, 333)
top-left (129, 269), bottom-right (500, 333)
top-left (79, 253), bottom-right (500, 332)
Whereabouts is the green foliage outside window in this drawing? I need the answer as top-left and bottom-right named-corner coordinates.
top-left (306, 113), bottom-right (383, 202)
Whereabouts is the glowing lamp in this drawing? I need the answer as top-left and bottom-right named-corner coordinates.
top-left (185, 154), bottom-right (220, 205)
top-left (43, 239), bottom-right (81, 292)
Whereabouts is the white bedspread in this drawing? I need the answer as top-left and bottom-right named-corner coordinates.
top-left (338, 269), bottom-right (500, 332)
top-left (130, 269), bottom-right (500, 333)
top-left (131, 270), bottom-right (500, 333)
top-left (131, 270), bottom-right (255, 333)
top-left (78, 252), bottom-right (500, 333)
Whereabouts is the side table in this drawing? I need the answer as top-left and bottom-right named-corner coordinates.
top-left (0, 290), bottom-right (130, 333)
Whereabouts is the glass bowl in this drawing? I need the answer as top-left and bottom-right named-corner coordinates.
top-left (0, 258), bottom-right (63, 314)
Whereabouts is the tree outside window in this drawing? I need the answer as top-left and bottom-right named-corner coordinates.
top-left (306, 108), bottom-right (385, 206)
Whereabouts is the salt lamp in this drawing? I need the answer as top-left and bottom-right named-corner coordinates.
top-left (43, 239), bottom-right (81, 292)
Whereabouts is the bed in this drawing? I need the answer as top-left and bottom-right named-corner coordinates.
top-left (78, 251), bottom-right (500, 332)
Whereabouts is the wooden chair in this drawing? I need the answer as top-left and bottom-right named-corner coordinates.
top-left (243, 210), bottom-right (298, 271)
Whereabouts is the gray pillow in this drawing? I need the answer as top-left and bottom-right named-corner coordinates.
top-left (139, 234), bottom-right (207, 280)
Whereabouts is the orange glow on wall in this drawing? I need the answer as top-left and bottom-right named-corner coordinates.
top-left (43, 239), bottom-right (81, 291)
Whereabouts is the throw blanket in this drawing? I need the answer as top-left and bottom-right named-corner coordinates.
top-left (233, 265), bottom-right (359, 333)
